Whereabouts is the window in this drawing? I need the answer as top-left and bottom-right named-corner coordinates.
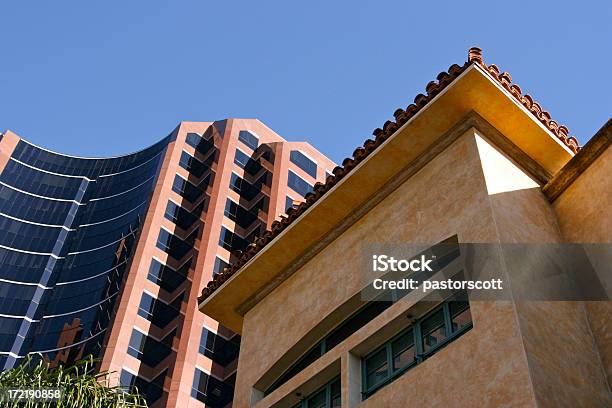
top-left (229, 173), bottom-right (242, 193)
top-left (137, 292), bottom-right (180, 328)
top-left (120, 370), bottom-right (165, 405)
top-left (288, 170), bottom-right (313, 197)
top-left (127, 330), bottom-right (146, 360)
top-left (266, 300), bottom-right (393, 395)
top-left (191, 369), bottom-right (234, 407)
top-left (172, 175), bottom-right (201, 203)
top-left (147, 258), bottom-right (189, 292)
top-left (199, 328), bottom-right (240, 366)
top-left (262, 237), bottom-right (461, 396)
top-left (179, 151), bottom-right (206, 177)
top-left (362, 295), bottom-right (472, 398)
top-left (292, 378), bottom-right (340, 408)
top-left (224, 198), bottom-right (258, 228)
top-left (285, 196), bottom-right (295, 211)
top-left (224, 199), bottom-right (239, 221)
top-left (238, 130), bottom-right (259, 151)
top-left (156, 228), bottom-right (193, 259)
top-left (164, 201), bottom-right (198, 230)
top-left (234, 149), bottom-right (251, 169)
top-left (219, 227), bottom-right (247, 252)
top-left (290, 150), bottom-right (317, 178)
top-left (127, 328), bottom-right (173, 367)
top-left (137, 293), bottom-right (155, 321)
top-left (213, 257), bottom-right (228, 276)
top-left (186, 133), bottom-right (203, 149)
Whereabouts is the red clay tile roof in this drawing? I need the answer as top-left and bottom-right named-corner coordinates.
top-left (198, 47), bottom-right (580, 304)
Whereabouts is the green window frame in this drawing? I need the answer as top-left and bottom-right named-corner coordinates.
top-left (362, 297), bottom-right (472, 399)
top-left (292, 377), bottom-right (341, 408)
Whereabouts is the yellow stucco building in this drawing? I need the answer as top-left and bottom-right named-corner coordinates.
top-left (199, 48), bottom-right (611, 407)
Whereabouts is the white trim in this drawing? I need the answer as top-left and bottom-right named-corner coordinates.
top-left (66, 229), bottom-right (138, 255)
top-left (0, 278), bottom-right (52, 289)
top-left (78, 199), bottom-right (147, 227)
top-left (21, 137), bottom-right (165, 161)
top-left (89, 175), bottom-right (156, 201)
top-left (0, 244), bottom-right (62, 258)
top-left (98, 150), bottom-right (164, 178)
top-left (291, 148), bottom-right (318, 165)
top-left (32, 328), bottom-right (107, 354)
top-left (9, 157), bottom-right (92, 180)
top-left (0, 181), bottom-right (84, 204)
top-left (41, 292), bottom-right (118, 318)
top-left (0, 212), bottom-right (73, 230)
top-left (0, 314), bottom-right (39, 322)
top-left (56, 258), bottom-right (129, 285)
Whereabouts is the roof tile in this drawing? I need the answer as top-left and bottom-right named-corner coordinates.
top-left (198, 47), bottom-right (579, 304)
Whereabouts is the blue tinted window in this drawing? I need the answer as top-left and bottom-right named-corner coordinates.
top-left (213, 257), bottom-right (228, 276)
top-left (287, 171), bottom-right (313, 197)
top-left (290, 151), bottom-right (317, 178)
top-left (285, 196), bottom-right (296, 211)
top-left (238, 131), bottom-right (259, 151)
top-left (191, 369), bottom-right (234, 407)
top-left (0, 138), bottom-right (169, 370)
top-left (234, 150), bottom-right (250, 169)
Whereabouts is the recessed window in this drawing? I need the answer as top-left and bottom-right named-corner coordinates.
top-left (199, 328), bottom-right (240, 366)
top-left (238, 130), bottom-right (259, 151)
top-left (287, 170), bottom-right (313, 197)
top-left (290, 150), bottom-right (317, 178)
top-left (362, 295), bottom-right (472, 399)
top-left (191, 369), bottom-right (234, 407)
top-left (213, 257), bottom-right (228, 276)
top-left (229, 173), bottom-right (242, 193)
top-left (185, 133), bottom-right (203, 149)
top-left (219, 227), bottom-right (247, 252)
top-left (234, 149), bottom-right (251, 169)
top-left (285, 196), bottom-right (295, 211)
top-left (172, 175), bottom-right (201, 203)
top-left (292, 377), bottom-right (340, 408)
top-left (224, 199), bottom-right (239, 221)
top-left (127, 330), bottom-right (146, 360)
top-left (137, 293), bottom-right (155, 321)
top-left (147, 258), bottom-right (189, 292)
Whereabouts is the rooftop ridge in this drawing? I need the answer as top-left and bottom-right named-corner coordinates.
top-left (198, 47), bottom-right (579, 304)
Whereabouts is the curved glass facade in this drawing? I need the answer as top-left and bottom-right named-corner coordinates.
top-left (0, 136), bottom-right (172, 369)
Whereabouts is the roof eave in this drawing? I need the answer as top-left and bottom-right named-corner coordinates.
top-left (199, 63), bottom-right (574, 333)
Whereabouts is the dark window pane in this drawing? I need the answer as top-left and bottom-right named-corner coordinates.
top-left (365, 348), bottom-right (388, 388)
top-left (421, 308), bottom-right (447, 354)
top-left (330, 379), bottom-right (341, 408)
top-left (290, 150), bottom-right (317, 178)
top-left (238, 131), bottom-right (259, 151)
top-left (392, 330), bottom-right (415, 371)
top-left (288, 170), bottom-right (313, 196)
top-left (307, 388), bottom-right (326, 408)
top-left (213, 257), bottom-right (228, 276)
top-left (285, 196), bottom-right (294, 211)
top-left (451, 303), bottom-right (472, 333)
top-left (234, 150), bottom-right (250, 169)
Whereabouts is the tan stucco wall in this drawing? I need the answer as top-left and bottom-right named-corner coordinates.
top-left (233, 126), bottom-right (611, 407)
top-left (552, 144), bottom-right (612, 397)
top-left (235, 129), bottom-right (538, 407)
top-left (476, 134), bottom-right (611, 407)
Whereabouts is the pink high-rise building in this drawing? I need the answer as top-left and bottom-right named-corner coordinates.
top-left (0, 118), bottom-right (335, 407)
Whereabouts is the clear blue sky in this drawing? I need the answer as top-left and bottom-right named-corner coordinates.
top-left (1, 1), bottom-right (610, 163)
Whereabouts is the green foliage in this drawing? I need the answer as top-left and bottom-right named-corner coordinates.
top-left (0, 355), bottom-right (147, 408)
